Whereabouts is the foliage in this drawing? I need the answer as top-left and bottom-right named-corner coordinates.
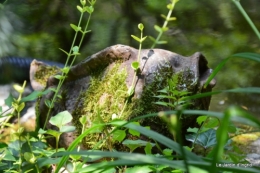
top-left (1, 0), bottom-right (260, 173)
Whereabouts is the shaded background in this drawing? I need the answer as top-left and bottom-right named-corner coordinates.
top-left (1, 0), bottom-right (260, 115)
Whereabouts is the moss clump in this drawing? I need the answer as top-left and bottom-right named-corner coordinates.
top-left (34, 65), bottom-right (60, 88)
top-left (73, 62), bottom-right (141, 149)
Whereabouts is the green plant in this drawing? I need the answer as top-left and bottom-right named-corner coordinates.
top-left (2, 0), bottom-right (260, 173)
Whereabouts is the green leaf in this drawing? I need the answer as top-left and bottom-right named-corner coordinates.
top-left (144, 142), bottom-right (152, 155)
top-left (46, 129), bottom-right (61, 138)
top-left (148, 36), bottom-right (156, 42)
top-left (125, 166), bottom-right (153, 173)
top-left (167, 4), bottom-right (173, 10)
top-left (54, 74), bottom-right (65, 80)
top-left (79, 116), bottom-right (87, 125)
top-left (59, 48), bottom-right (69, 56)
top-left (60, 126), bottom-right (76, 133)
top-left (196, 116), bottom-right (207, 125)
top-left (24, 152), bottom-right (36, 163)
top-left (112, 130), bottom-right (126, 142)
top-left (61, 67), bottom-right (70, 74)
top-left (77, 5), bottom-right (83, 13)
top-left (80, 0), bottom-right (86, 6)
top-left (122, 139), bottom-right (152, 152)
top-left (131, 35), bottom-right (141, 42)
top-left (154, 25), bottom-right (163, 33)
top-left (187, 127), bottom-right (199, 133)
top-left (131, 61), bottom-right (139, 71)
top-left (17, 102), bottom-right (25, 112)
top-left (38, 128), bottom-right (47, 134)
top-left (84, 6), bottom-right (94, 13)
top-left (161, 14), bottom-right (167, 20)
top-left (3, 149), bottom-right (16, 161)
top-left (5, 94), bottom-right (14, 107)
top-left (13, 84), bottom-right (24, 94)
top-left (45, 99), bottom-right (53, 108)
top-left (70, 24), bottom-right (81, 32)
top-left (49, 111), bottom-right (73, 129)
top-left (162, 148), bottom-right (173, 156)
top-left (129, 122), bottom-right (140, 137)
top-left (138, 23), bottom-right (144, 31)
top-left (186, 129), bottom-right (217, 149)
top-left (22, 90), bottom-right (51, 102)
top-left (156, 40), bottom-right (168, 44)
top-left (168, 17), bottom-right (177, 21)
top-left (140, 36), bottom-right (147, 42)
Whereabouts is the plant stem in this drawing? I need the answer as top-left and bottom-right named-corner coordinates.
top-left (232, 0), bottom-right (260, 40)
top-left (151, 0), bottom-right (178, 48)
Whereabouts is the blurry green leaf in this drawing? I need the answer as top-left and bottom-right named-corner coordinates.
top-left (5, 94), bottom-right (14, 107)
top-left (154, 25), bottom-right (162, 33)
top-left (204, 118), bottom-right (219, 128)
top-left (168, 17), bottom-right (177, 21)
top-left (129, 122), bottom-right (140, 137)
top-left (80, 0), bottom-right (86, 6)
top-left (70, 24), bottom-right (81, 32)
top-left (59, 48), bottom-right (69, 56)
top-left (13, 84), bottom-right (24, 94)
top-left (84, 6), bottom-right (94, 13)
top-left (156, 40), bottom-right (168, 44)
top-left (17, 102), bottom-right (25, 112)
top-left (77, 5), bottom-right (83, 13)
top-left (112, 130), bottom-right (126, 142)
top-left (79, 116), bottom-right (87, 125)
top-left (140, 36), bottom-right (147, 42)
top-left (24, 152), bottom-right (36, 163)
top-left (46, 129), bottom-right (61, 138)
top-left (231, 52), bottom-right (260, 62)
top-left (123, 139), bottom-right (152, 152)
top-left (161, 14), bottom-right (167, 20)
top-left (49, 111), bottom-right (73, 129)
top-left (138, 23), bottom-right (144, 31)
top-left (167, 4), bottom-right (173, 10)
top-left (38, 128), bottom-right (47, 134)
top-left (144, 142), bottom-right (152, 155)
top-left (3, 149), bottom-right (16, 161)
top-left (187, 127), bottom-right (199, 133)
top-left (228, 124), bottom-right (237, 133)
top-left (60, 126), bottom-right (76, 133)
top-left (125, 166), bottom-right (153, 173)
top-left (131, 35), bottom-right (141, 42)
top-left (131, 61), bottom-right (139, 71)
top-left (148, 36), bottom-right (156, 42)
top-left (196, 116), bottom-right (207, 125)
top-left (54, 74), bottom-right (65, 80)
top-left (61, 67), bottom-right (70, 74)
top-left (186, 129), bottom-right (217, 148)
top-left (163, 148), bottom-right (173, 156)
top-left (22, 90), bottom-right (50, 102)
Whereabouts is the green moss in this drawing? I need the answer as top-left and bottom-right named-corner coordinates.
top-left (34, 65), bottom-right (60, 87)
top-left (71, 62), bottom-right (199, 150)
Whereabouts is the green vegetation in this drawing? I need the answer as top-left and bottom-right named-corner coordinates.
top-left (0, 0), bottom-right (260, 173)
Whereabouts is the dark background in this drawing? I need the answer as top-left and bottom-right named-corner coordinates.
top-left (1, 0), bottom-right (260, 115)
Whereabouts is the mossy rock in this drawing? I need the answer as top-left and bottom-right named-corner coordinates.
top-left (30, 44), bottom-right (216, 150)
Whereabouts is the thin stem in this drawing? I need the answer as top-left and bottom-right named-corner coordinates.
top-left (151, 0), bottom-right (178, 48)
top-left (232, 0), bottom-right (260, 40)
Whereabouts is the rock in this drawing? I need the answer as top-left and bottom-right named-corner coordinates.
top-left (30, 44), bottom-right (216, 149)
